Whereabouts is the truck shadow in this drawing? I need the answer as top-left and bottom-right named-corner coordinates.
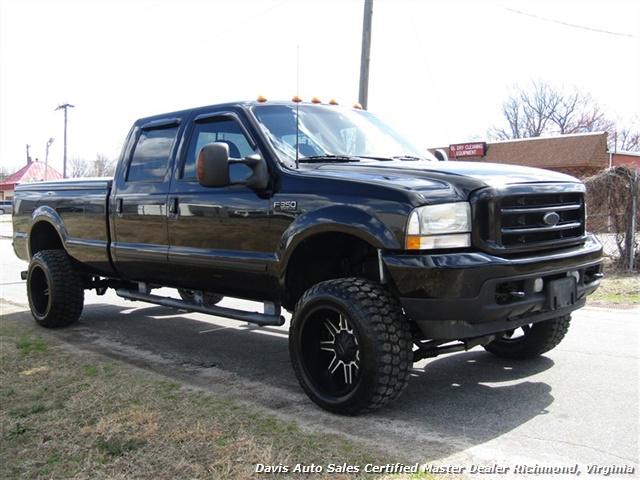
top-left (395, 351), bottom-right (555, 441)
top-left (14, 302), bottom-right (557, 463)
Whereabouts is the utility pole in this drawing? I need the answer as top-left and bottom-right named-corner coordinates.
top-left (55, 103), bottom-right (74, 178)
top-left (358, 0), bottom-right (373, 110)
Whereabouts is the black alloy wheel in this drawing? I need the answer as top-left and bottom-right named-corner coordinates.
top-left (27, 250), bottom-right (84, 328)
top-left (289, 278), bottom-right (413, 414)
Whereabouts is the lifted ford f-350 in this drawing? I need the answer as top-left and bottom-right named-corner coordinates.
top-left (12, 99), bottom-right (603, 414)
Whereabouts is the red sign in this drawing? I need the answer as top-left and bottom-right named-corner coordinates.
top-left (449, 142), bottom-right (486, 158)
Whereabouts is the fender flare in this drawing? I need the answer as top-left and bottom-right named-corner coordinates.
top-left (277, 204), bottom-right (402, 275)
top-left (26, 205), bottom-right (69, 259)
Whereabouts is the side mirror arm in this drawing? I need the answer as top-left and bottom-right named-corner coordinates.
top-left (241, 154), bottom-right (269, 190)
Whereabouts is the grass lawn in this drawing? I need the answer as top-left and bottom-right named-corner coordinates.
top-left (588, 271), bottom-right (640, 307)
top-left (1, 305), bottom-right (437, 480)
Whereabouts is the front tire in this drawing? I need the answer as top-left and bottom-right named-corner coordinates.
top-left (27, 250), bottom-right (84, 328)
top-left (484, 315), bottom-right (571, 359)
top-left (289, 278), bottom-right (413, 415)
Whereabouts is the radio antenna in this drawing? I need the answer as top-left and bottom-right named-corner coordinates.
top-left (295, 45), bottom-right (300, 169)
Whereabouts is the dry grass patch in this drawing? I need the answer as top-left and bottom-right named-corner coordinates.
top-left (589, 271), bottom-right (640, 307)
top-left (0, 312), bottom-right (426, 480)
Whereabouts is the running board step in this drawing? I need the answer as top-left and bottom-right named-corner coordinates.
top-left (115, 289), bottom-right (285, 326)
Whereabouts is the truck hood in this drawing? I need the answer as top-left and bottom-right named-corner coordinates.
top-left (315, 159), bottom-right (580, 200)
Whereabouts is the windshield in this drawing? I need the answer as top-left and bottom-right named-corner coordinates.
top-left (251, 104), bottom-right (435, 166)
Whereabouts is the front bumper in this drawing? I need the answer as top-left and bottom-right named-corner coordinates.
top-left (382, 235), bottom-right (603, 340)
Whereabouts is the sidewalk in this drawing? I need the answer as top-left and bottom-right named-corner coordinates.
top-left (0, 216), bottom-right (12, 238)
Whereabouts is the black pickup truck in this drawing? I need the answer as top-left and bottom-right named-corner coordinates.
top-left (12, 99), bottom-right (603, 414)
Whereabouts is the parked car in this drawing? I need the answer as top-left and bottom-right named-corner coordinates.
top-left (0, 200), bottom-right (12, 215)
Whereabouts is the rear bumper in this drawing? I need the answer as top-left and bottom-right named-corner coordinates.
top-left (382, 235), bottom-right (603, 340)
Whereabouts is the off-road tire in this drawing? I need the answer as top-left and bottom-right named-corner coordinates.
top-left (484, 315), bottom-right (571, 359)
top-left (177, 289), bottom-right (224, 307)
top-left (27, 250), bottom-right (84, 328)
top-left (289, 278), bottom-right (413, 415)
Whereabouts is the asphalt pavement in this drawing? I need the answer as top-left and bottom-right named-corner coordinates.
top-left (1, 216), bottom-right (638, 479)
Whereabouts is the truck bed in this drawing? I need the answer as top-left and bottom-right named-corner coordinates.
top-left (12, 178), bottom-right (116, 277)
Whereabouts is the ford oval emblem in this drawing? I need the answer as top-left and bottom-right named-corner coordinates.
top-left (543, 212), bottom-right (560, 226)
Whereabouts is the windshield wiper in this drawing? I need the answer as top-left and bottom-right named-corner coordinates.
top-left (392, 155), bottom-right (424, 161)
top-left (298, 155), bottom-right (361, 163)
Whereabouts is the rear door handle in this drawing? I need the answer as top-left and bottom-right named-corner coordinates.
top-left (169, 196), bottom-right (179, 219)
top-left (115, 198), bottom-right (123, 215)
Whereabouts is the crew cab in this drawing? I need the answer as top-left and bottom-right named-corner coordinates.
top-left (12, 99), bottom-right (603, 414)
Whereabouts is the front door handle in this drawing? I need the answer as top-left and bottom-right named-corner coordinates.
top-left (115, 198), bottom-right (123, 215)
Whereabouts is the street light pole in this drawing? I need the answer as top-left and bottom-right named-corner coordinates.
top-left (45, 138), bottom-right (54, 181)
top-left (55, 103), bottom-right (74, 178)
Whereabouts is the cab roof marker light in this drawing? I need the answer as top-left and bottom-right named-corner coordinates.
top-left (311, 97), bottom-right (322, 104)
top-left (329, 99), bottom-right (339, 105)
top-left (257, 95), bottom-right (268, 103)
top-left (292, 95), bottom-right (303, 103)
top-left (353, 103), bottom-right (363, 109)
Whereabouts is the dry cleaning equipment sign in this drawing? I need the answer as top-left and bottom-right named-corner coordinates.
top-left (449, 142), bottom-right (486, 158)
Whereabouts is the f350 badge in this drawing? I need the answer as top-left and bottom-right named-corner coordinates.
top-left (273, 200), bottom-right (298, 211)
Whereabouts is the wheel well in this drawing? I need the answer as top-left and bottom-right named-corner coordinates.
top-left (30, 221), bottom-right (64, 256)
top-left (284, 233), bottom-right (380, 310)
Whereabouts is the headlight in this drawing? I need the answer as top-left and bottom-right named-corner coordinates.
top-left (406, 203), bottom-right (471, 249)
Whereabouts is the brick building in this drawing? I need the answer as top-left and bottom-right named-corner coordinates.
top-left (437, 132), bottom-right (611, 178)
top-left (611, 150), bottom-right (640, 169)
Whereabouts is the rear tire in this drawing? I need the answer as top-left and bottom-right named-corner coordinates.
top-left (289, 278), bottom-right (413, 414)
top-left (484, 315), bottom-right (571, 359)
top-left (27, 250), bottom-right (84, 328)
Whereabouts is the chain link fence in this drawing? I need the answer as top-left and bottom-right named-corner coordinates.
top-left (585, 166), bottom-right (639, 272)
top-left (589, 215), bottom-right (638, 270)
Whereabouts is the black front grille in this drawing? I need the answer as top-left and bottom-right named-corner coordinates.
top-left (474, 185), bottom-right (586, 254)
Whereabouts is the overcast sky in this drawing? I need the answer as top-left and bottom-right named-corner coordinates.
top-left (1, 0), bottom-right (639, 175)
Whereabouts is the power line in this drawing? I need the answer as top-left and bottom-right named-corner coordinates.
top-left (195, 1), bottom-right (288, 45)
top-left (497, 4), bottom-right (640, 39)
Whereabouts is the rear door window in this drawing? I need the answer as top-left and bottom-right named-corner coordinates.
top-left (127, 125), bottom-right (179, 183)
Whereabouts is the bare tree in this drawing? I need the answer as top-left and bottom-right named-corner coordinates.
top-left (0, 165), bottom-right (14, 182)
top-left (488, 80), bottom-right (560, 140)
top-left (69, 157), bottom-right (89, 178)
top-left (488, 79), bottom-right (639, 152)
top-left (90, 154), bottom-right (116, 177)
top-left (610, 117), bottom-right (640, 152)
top-left (524, 80), bottom-right (559, 137)
top-left (488, 80), bottom-right (615, 140)
top-left (66, 154), bottom-right (116, 178)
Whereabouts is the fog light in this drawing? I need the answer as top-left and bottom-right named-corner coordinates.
top-left (534, 278), bottom-right (544, 293)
